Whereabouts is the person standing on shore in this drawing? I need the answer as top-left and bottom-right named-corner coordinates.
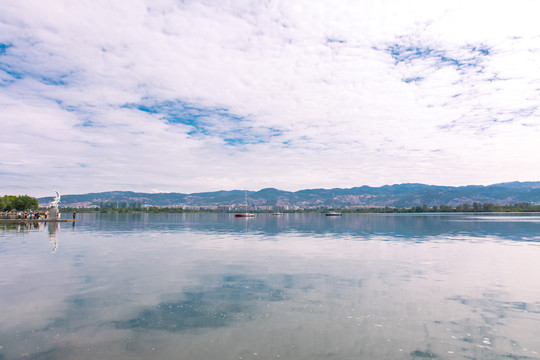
top-left (73, 210), bottom-right (76, 220)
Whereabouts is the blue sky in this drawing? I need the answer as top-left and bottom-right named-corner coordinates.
top-left (1, 0), bottom-right (539, 196)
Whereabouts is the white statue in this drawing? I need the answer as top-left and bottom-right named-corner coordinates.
top-left (50, 191), bottom-right (61, 208)
top-left (48, 191), bottom-right (61, 220)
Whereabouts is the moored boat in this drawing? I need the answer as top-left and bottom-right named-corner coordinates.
top-left (326, 193), bottom-right (342, 216)
top-left (235, 213), bottom-right (256, 217)
top-left (235, 191), bottom-right (256, 218)
top-left (325, 211), bottom-right (342, 216)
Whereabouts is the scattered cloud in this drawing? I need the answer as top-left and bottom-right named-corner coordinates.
top-left (1, 0), bottom-right (539, 196)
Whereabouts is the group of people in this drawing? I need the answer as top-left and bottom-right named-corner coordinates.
top-left (2, 209), bottom-right (75, 220)
top-left (3, 210), bottom-right (51, 220)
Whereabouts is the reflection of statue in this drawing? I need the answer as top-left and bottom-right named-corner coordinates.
top-left (48, 222), bottom-right (59, 252)
top-left (49, 191), bottom-right (60, 220)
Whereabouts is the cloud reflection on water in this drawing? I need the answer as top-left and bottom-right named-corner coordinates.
top-left (114, 275), bottom-right (286, 332)
top-left (1, 214), bottom-right (540, 359)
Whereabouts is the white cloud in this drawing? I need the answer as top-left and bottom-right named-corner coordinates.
top-left (1, 0), bottom-right (539, 196)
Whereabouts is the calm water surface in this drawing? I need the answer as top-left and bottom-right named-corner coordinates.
top-left (1, 213), bottom-right (540, 360)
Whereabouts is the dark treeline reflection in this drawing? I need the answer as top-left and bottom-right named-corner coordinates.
top-left (70, 213), bottom-right (540, 242)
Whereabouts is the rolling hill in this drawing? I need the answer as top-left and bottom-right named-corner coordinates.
top-left (37, 182), bottom-right (540, 208)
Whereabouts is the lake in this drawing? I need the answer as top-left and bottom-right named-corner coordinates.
top-left (1, 213), bottom-right (539, 360)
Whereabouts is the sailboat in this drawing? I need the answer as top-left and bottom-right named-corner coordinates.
top-left (326, 193), bottom-right (342, 216)
top-left (235, 191), bottom-right (256, 217)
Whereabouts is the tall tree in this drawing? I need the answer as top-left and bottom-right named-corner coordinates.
top-left (1, 195), bottom-right (39, 211)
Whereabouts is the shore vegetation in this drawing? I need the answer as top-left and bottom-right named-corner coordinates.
top-left (57, 202), bottom-right (540, 214)
top-left (1, 195), bottom-right (39, 212)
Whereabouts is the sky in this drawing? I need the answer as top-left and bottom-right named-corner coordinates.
top-left (1, 0), bottom-right (539, 197)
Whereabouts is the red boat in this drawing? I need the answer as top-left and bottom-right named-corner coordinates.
top-left (235, 213), bottom-right (256, 217)
top-left (235, 191), bottom-right (255, 218)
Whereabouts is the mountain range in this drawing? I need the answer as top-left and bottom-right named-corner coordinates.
top-left (37, 182), bottom-right (540, 209)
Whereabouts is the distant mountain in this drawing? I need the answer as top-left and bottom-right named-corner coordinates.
top-left (490, 181), bottom-right (540, 190)
top-left (38, 182), bottom-right (540, 209)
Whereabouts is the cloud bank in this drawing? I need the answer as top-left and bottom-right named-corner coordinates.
top-left (1, 0), bottom-right (539, 196)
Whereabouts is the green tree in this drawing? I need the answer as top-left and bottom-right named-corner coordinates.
top-left (439, 205), bottom-right (453, 212)
top-left (482, 203), bottom-right (495, 212)
top-left (1, 195), bottom-right (17, 211)
top-left (1, 195), bottom-right (39, 211)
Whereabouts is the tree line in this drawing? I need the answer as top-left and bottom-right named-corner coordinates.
top-left (60, 202), bottom-right (540, 213)
top-left (0, 195), bottom-right (39, 212)
top-left (4, 194), bottom-right (538, 214)
top-left (0, 195), bottom-right (39, 211)
top-left (61, 206), bottom-right (188, 213)
top-left (342, 202), bottom-right (540, 213)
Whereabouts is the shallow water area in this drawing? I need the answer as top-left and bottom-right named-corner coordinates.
top-left (1, 213), bottom-right (540, 359)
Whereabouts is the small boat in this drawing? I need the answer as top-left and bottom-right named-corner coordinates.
top-left (235, 213), bottom-right (256, 217)
top-left (326, 193), bottom-right (342, 216)
top-left (235, 191), bottom-right (255, 218)
top-left (272, 212), bottom-right (283, 216)
top-left (325, 211), bottom-right (342, 216)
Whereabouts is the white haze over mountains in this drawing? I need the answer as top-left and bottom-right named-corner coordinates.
top-left (1, 0), bottom-right (539, 196)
